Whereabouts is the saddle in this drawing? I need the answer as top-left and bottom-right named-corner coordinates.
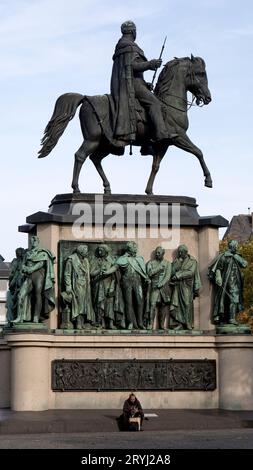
top-left (84, 94), bottom-right (165, 156)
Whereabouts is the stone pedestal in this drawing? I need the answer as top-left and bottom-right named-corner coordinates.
top-left (2, 332), bottom-right (253, 411)
top-left (0, 337), bottom-right (10, 408)
top-left (11, 343), bottom-right (49, 411)
top-left (1, 194), bottom-right (250, 412)
top-left (217, 336), bottom-right (253, 410)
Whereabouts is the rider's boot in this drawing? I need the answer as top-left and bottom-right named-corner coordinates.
top-left (140, 145), bottom-right (154, 156)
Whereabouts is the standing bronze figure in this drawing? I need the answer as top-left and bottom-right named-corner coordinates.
top-left (13, 236), bottom-right (55, 324)
top-left (114, 241), bottom-right (149, 330)
top-left (6, 248), bottom-right (26, 323)
top-left (90, 245), bottom-right (124, 330)
top-left (208, 240), bottom-right (248, 325)
top-left (170, 245), bottom-right (201, 330)
top-left (146, 246), bottom-right (171, 330)
top-left (38, 22), bottom-right (212, 194)
top-left (61, 244), bottom-right (95, 329)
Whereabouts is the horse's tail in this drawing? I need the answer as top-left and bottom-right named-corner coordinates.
top-left (38, 92), bottom-right (84, 158)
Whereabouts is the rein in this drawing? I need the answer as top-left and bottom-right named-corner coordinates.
top-left (157, 60), bottom-right (205, 112)
top-left (162, 93), bottom-right (196, 111)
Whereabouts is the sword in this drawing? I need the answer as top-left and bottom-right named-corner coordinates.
top-left (151, 36), bottom-right (167, 88)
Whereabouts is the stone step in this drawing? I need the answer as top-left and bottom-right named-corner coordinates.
top-left (0, 409), bottom-right (252, 435)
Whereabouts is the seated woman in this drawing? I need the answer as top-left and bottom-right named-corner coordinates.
top-left (122, 393), bottom-right (144, 430)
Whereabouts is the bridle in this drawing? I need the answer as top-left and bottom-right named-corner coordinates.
top-left (187, 60), bottom-right (206, 108)
top-left (157, 59), bottom-right (205, 112)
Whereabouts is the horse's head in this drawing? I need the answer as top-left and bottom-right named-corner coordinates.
top-left (155, 55), bottom-right (211, 107)
top-left (188, 55), bottom-right (211, 105)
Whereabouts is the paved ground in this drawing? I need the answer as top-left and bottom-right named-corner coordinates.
top-left (0, 408), bottom-right (253, 450)
top-left (1, 408), bottom-right (253, 434)
top-left (0, 428), bottom-right (253, 449)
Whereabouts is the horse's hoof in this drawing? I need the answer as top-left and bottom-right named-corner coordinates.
top-left (145, 189), bottom-right (153, 195)
top-left (72, 187), bottom-right (81, 194)
top-left (104, 187), bottom-right (111, 195)
top-left (205, 177), bottom-right (213, 188)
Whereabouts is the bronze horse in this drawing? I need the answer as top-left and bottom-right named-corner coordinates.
top-left (38, 55), bottom-right (212, 194)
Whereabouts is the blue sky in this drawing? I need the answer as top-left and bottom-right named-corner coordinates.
top-left (0, 0), bottom-right (253, 260)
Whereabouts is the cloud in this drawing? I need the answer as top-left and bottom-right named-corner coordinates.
top-left (0, 0), bottom-right (168, 78)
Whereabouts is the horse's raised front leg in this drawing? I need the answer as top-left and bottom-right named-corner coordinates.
top-left (90, 150), bottom-right (111, 194)
top-left (173, 134), bottom-right (213, 188)
top-left (72, 140), bottom-right (98, 193)
top-left (145, 143), bottom-right (168, 195)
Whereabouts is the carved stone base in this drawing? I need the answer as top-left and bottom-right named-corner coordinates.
top-left (9, 322), bottom-right (48, 332)
top-left (216, 324), bottom-right (251, 335)
top-left (55, 328), bottom-right (168, 335)
top-left (167, 329), bottom-right (204, 335)
top-left (55, 328), bottom-right (205, 335)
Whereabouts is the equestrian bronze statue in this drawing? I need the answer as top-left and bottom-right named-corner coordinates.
top-left (38, 21), bottom-right (212, 194)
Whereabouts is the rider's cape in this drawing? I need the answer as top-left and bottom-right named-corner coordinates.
top-left (110, 36), bottom-right (147, 142)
